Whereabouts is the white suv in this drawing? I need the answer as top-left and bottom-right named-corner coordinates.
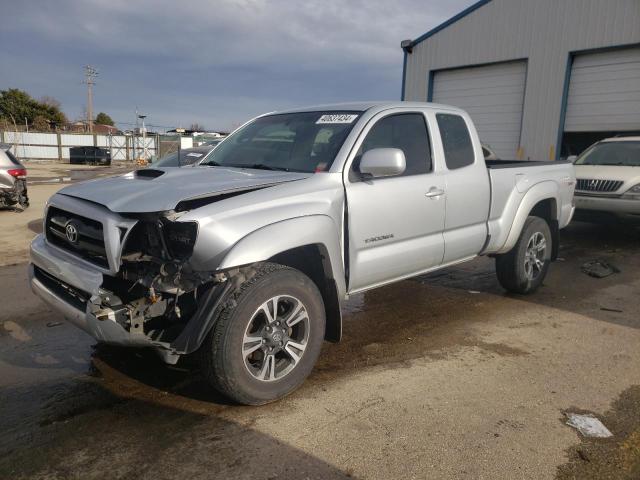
top-left (572, 137), bottom-right (640, 223)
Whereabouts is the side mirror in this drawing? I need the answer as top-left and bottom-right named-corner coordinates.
top-left (567, 155), bottom-right (577, 163)
top-left (359, 148), bottom-right (406, 178)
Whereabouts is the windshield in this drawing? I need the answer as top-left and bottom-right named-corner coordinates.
top-left (153, 148), bottom-right (211, 167)
top-left (200, 111), bottom-right (361, 172)
top-left (575, 141), bottom-right (640, 166)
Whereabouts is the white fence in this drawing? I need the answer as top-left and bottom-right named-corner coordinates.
top-left (0, 131), bottom-right (158, 162)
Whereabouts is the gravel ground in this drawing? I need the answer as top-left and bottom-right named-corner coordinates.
top-left (0, 174), bottom-right (638, 479)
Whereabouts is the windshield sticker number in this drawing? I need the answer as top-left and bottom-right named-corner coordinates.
top-left (316, 114), bottom-right (358, 124)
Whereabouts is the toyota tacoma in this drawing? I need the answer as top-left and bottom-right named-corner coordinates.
top-left (29, 102), bottom-right (576, 404)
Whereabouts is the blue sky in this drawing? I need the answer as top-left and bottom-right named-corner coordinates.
top-left (1, 0), bottom-right (474, 132)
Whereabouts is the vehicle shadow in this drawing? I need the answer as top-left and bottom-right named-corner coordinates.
top-left (417, 220), bottom-right (640, 329)
top-left (27, 218), bottom-right (43, 233)
top-left (0, 375), bottom-right (355, 479)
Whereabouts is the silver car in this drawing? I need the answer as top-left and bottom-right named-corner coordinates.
top-left (571, 137), bottom-right (640, 223)
top-left (0, 144), bottom-right (29, 210)
top-left (150, 146), bottom-right (216, 168)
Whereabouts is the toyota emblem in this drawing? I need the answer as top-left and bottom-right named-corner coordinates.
top-left (65, 222), bottom-right (79, 244)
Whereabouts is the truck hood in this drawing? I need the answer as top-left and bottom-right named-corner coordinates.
top-left (59, 167), bottom-right (311, 213)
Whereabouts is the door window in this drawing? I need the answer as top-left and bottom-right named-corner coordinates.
top-left (437, 113), bottom-right (475, 169)
top-left (351, 113), bottom-right (431, 180)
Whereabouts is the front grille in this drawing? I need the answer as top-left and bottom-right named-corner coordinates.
top-left (46, 206), bottom-right (109, 268)
top-left (33, 266), bottom-right (90, 310)
top-left (576, 179), bottom-right (623, 193)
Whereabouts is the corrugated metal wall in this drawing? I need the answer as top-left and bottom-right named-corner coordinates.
top-left (403, 0), bottom-right (640, 160)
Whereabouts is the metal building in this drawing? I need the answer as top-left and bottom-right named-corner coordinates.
top-left (400, 0), bottom-right (640, 160)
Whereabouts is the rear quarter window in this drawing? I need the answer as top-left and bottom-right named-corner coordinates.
top-left (437, 113), bottom-right (475, 169)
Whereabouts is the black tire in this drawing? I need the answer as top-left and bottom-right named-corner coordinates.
top-left (199, 262), bottom-right (326, 405)
top-left (495, 216), bottom-right (552, 294)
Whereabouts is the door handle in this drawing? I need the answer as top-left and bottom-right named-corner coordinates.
top-left (425, 187), bottom-right (445, 198)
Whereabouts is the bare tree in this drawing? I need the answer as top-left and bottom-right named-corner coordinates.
top-left (32, 115), bottom-right (51, 131)
top-left (189, 123), bottom-right (206, 132)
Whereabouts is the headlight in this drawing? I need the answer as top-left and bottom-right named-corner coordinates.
top-left (623, 184), bottom-right (640, 200)
top-left (163, 221), bottom-right (198, 259)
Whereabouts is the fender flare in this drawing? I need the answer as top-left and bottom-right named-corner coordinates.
top-left (218, 215), bottom-right (346, 294)
top-left (497, 181), bottom-right (559, 254)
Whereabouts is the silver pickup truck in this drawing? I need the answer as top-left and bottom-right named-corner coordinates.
top-left (30, 102), bottom-right (575, 404)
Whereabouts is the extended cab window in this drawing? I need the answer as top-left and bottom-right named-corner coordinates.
top-left (352, 113), bottom-right (431, 179)
top-left (437, 113), bottom-right (475, 169)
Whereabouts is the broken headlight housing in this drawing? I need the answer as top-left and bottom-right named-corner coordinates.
top-left (623, 184), bottom-right (640, 200)
top-left (163, 221), bottom-right (198, 259)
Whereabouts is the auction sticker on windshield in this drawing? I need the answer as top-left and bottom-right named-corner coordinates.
top-left (316, 114), bottom-right (358, 124)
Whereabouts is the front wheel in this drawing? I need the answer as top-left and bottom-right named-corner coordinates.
top-left (495, 216), bottom-right (552, 294)
top-left (199, 263), bottom-right (326, 405)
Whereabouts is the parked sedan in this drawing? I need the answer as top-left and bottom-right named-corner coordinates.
top-left (572, 137), bottom-right (640, 223)
top-left (0, 144), bottom-right (29, 210)
top-left (151, 146), bottom-right (215, 168)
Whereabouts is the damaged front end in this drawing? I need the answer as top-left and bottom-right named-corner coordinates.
top-left (30, 167), bottom-right (312, 363)
top-left (86, 211), bottom-right (234, 362)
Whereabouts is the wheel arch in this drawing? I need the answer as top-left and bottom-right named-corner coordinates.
top-left (529, 197), bottom-right (560, 260)
top-left (498, 181), bottom-right (560, 255)
top-left (218, 215), bottom-right (346, 342)
top-left (269, 244), bottom-right (342, 342)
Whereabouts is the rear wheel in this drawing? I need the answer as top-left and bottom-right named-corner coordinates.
top-left (495, 216), bottom-right (552, 294)
top-left (199, 263), bottom-right (325, 405)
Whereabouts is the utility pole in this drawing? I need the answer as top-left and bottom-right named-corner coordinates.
top-left (83, 65), bottom-right (98, 133)
top-left (138, 113), bottom-right (147, 162)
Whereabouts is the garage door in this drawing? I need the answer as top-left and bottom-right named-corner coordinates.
top-left (432, 61), bottom-right (527, 159)
top-left (564, 47), bottom-right (640, 132)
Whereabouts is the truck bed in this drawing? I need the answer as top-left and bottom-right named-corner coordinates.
top-left (486, 159), bottom-right (572, 169)
top-left (483, 158), bottom-right (575, 255)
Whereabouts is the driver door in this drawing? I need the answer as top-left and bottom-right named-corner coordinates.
top-left (345, 111), bottom-right (446, 293)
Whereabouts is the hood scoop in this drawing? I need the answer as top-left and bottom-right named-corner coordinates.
top-left (136, 169), bottom-right (165, 179)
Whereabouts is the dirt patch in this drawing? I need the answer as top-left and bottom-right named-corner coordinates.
top-left (312, 280), bottom-right (528, 381)
top-left (556, 385), bottom-right (640, 480)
